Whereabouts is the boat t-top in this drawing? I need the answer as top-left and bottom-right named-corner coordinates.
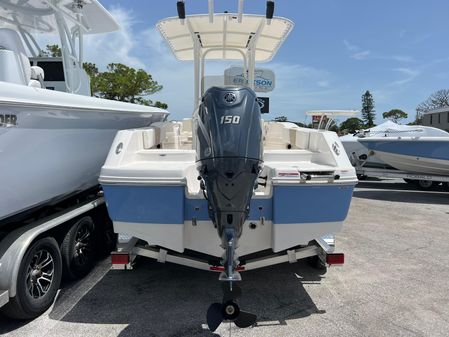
top-left (100, 0), bottom-right (357, 331)
top-left (0, 0), bottom-right (168, 227)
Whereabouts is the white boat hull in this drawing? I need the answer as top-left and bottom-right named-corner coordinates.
top-left (0, 83), bottom-right (168, 223)
top-left (373, 151), bottom-right (449, 176)
top-left (359, 138), bottom-right (449, 176)
top-left (340, 121), bottom-right (449, 171)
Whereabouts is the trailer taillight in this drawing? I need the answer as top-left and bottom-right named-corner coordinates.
top-left (326, 253), bottom-right (344, 265)
top-left (111, 252), bottom-right (129, 265)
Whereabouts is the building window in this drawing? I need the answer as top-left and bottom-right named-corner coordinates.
top-left (430, 114), bottom-right (433, 124)
top-left (447, 112), bottom-right (449, 123)
top-left (438, 113), bottom-right (441, 124)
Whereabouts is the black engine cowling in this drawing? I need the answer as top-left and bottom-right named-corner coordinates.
top-left (195, 86), bottom-right (263, 277)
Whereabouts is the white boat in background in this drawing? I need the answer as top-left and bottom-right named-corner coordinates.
top-left (100, 1), bottom-right (357, 330)
top-left (0, 0), bottom-right (168, 226)
top-left (358, 132), bottom-right (449, 176)
top-left (340, 121), bottom-right (449, 175)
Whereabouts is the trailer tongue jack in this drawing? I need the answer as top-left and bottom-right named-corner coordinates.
top-left (206, 283), bottom-right (257, 332)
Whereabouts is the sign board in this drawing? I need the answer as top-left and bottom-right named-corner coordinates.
top-left (312, 115), bottom-right (327, 123)
top-left (224, 67), bottom-right (275, 92)
top-left (257, 97), bottom-right (270, 114)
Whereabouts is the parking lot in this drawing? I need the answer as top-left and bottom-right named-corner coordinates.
top-left (1, 179), bottom-right (449, 337)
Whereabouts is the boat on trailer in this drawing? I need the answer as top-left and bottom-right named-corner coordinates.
top-left (340, 120), bottom-right (449, 173)
top-left (0, 0), bottom-right (168, 227)
top-left (100, 0), bottom-right (357, 330)
top-left (358, 131), bottom-right (449, 176)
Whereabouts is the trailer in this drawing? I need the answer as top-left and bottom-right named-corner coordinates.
top-left (110, 233), bottom-right (345, 274)
top-left (0, 189), bottom-right (114, 319)
top-left (353, 155), bottom-right (449, 190)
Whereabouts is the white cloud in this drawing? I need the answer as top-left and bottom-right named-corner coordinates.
top-left (352, 50), bottom-right (371, 60)
top-left (413, 33), bottom-right (433, 44)
top-left (343, 39), bottom-right (359, 52)
top-left (343, 39), bottom-right (371, 60)
top-left (343, 39), bottom-right (413, 63)
top-left (83, 7), bottom-right (145, 69)
top-left (317, 80), bottom-right (330, 88)
top-left (388, 55), bottom-right (414, 63)
top-left (390, 67), bottom-right (420, 86)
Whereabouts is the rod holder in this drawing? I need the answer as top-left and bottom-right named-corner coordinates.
top-left (177, 1), bottom-right (185, 25)
top-left (266, 1), bottom-right (274, 25)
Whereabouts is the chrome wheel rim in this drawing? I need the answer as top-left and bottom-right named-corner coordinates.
top-left (74, 223), bottom-right (93, 266)
top-left (26, 249), bottom-right (54, 299)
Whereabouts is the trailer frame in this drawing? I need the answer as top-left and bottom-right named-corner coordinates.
top-left (110, 234), bottom-right (344, 272)
top-left (352, 154), bottom-right (449, 187)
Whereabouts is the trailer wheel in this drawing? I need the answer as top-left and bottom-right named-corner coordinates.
top-left (417, 180), bottom-right (435, 190)
top-left (1, 237), bottom-right (62, 319)
top-left (61, 216), bottom-right (96, 281)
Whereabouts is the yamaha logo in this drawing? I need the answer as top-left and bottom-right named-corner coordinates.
top-left (224, 92), bottom-right (236, 104)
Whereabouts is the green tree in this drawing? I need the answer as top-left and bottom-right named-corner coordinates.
top-left (153, 101), bottom-right (168, 109)
top-left (82, 62), bottom-right (98, 78)
top-left (82, 62), bottom-right (99, 94)
top-left (42, 44), bottom-right (166, 107)
top-left (46, 44), bottom-right (62, 57)
top-left (274, 116), bottom-right (288, 122)
top-left (407, 119), bottom-right (422, 126)
top-left (327, 120), bottom-right (339, 133)
top-left (361, 90), bottom-right (375, 127)
top-left (382, 109), bottom-right (408, 123)
top-left (340, 117), bottom-right (364, 133)
top-left (82, 62), bottom-right (167, 108)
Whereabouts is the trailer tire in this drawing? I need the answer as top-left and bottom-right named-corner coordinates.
top-left (61, 216), bottom-right (96, 281)
top-left (1, 237), bottom-right (62, 320)
top-left (417, 180), bottom-right (435, 190)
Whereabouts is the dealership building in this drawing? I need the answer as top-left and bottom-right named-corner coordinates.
top-left (422, 107), bottom-right (449, 132)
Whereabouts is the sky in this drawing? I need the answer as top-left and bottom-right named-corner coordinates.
top-left (66, 0), bottom-right (449, 123)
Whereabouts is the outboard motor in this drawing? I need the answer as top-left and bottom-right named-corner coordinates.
top-left (196, 86), bottom-right (262, 330)
top-left (196, 86), bottom-right (262, 278)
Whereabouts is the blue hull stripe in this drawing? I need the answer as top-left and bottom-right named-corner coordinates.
top-left (360, 140), bottom-right (449, 161)
top-left (102, 184), bottom-right (354, 224)
top-left (103, 185), bottom-right (185, 224)
top-left (273, 185), bottom-right (353, 223)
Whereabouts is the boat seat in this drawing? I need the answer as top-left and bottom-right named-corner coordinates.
top-left (29, 66), bottom-right (45, 88)
top-left (28, 79), bottom-right (41, 88)
top-left (0, 28), bottom-right (31, 85)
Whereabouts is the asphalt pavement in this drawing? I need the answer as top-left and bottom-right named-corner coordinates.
top-left (1, 179), bottom-right (449, 337)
